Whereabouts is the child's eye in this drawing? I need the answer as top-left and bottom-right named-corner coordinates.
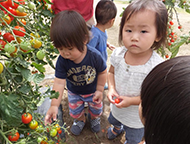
top-left (141, 30), bottom-right (147, 33)
top-left (126, 29), bottom-right (132, 32)
top-left (68, 47), bottom-right (73, 50)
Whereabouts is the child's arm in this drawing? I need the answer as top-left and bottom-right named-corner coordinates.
top-left (107, 65), bottom-right (119, 104)
top-left (93, 69), bottom-right (107, 104)
top-left (45, 77), bottom-right (66, 125)
top-left (107, 42), bottom-right (115, 51)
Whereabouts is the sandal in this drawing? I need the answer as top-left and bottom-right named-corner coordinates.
top-left (88, 113), bottom-right (101, 133)
top-left (70, 119), bottom-right (85, 136)
top-left (107, 126), bottom-right (123, 140)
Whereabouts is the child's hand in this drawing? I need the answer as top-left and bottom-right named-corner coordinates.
top-left (44, 106), bottom-right (58, 125)
top-left (93, 90), bottom-right (103, 104)
top-left (107, 88), bottom-right (119, 104)
top-left (114, 96), bottom-right (132, 108)
top-left (107, 43), bottom-right (115, 51)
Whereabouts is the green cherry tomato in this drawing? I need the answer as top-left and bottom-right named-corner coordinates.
top-left (22, 113), bottom-right (32, 124)
top-left (29, 120), bottom-right (38, 130)
top-left (36, 50), bottom-right (45, 60)
top-left (36, 125), bottom-right (44, 133)
top-left (50, 128), bottom-right (57, 137)
top-left (37, 137), bottom-right (43, 143)
top-left (4, 43), bottom-right (16, 54)
top-left (20, 41), bottom-right (31, 51)
top-left (28, 2), bottom-right (36, 10)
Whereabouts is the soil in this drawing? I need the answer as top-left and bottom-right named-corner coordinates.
top-left (41, 1), bottom-right (190, 144)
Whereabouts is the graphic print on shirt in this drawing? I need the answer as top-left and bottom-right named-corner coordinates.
top-left (67, 65), bottom-right (96, 86)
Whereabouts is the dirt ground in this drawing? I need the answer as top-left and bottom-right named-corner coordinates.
top-left (41, 1), bottom-right (190, 144)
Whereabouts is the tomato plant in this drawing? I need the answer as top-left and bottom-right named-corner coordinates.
top-left (22, 113), bottom-right (32, 124)
top-left (8, 132), bottom-right (20, 142)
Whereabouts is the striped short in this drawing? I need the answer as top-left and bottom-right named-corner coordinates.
top-left (68, 90), bottom-right (103, 119)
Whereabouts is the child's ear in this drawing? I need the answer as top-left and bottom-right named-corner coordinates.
top-left (155, 36), bottom-right (161, 42)
top-left (110, 18), bottom-right (115, 25)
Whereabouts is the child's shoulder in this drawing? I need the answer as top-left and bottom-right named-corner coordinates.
top-left (87, 44), bottom-right (102, 56)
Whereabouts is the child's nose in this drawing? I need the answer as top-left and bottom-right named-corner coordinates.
top-left (131, 33), bottom-right (139, 41)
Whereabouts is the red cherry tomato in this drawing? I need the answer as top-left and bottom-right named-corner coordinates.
top-left (7, 0), bottom-right (19, 9)
top-left (13, 26), bottom-right (25, 37)
top-left (0, 40), bottom-right (7, 50)
top-left (22, 113), bottom-right (32, 124)
top-left (0, 1), bottom-right (9, 10)
top-left (114, 98), bottom-right (120, 104)
top-left (3, 33), bottom-right (15, 42)
top-left (8, 132), bottom-right (20, 142)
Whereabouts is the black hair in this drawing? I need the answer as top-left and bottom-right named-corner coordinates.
top-left (141, 56), bottom-right (190, 144)
top-left (95, 0), bottom-right (117, 25)
top-left (50, 10), bottom-right (89, 52)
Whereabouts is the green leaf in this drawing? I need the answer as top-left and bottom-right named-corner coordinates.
top-left (18, 83), bottom-right (31, 94)
top-left (32, 62), bottom-right (46, 73)
top-left (49, 90), bottom-right (59, 99)
top-left (0, 93), bottom-right (23, 127)
top-left (31, 73), bottom-right (45, 84)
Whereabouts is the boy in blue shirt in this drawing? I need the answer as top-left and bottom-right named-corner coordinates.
top-left (88, 0), bottom-right (117, 62)
top-left (44, 10), bottom-right (107, 136)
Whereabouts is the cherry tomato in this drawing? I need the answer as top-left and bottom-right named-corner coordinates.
top-left (57, 129), bottom-right (62, 134)
top-left (0, 62), bottom-right (4, 74)
top-left (7, 0), bottom-right (19, 9)
top-left (16, 10), bottom-right (27, 16)
top-left (3, 33), bottom-right (14, 43)
top-left (0, 1), bottom-right (9, 10)
top-left (30, 39), bottom-right (42, 48)
top-left (13, 26), bottom-right (26, 37)
top-left (30, 32), bottom-right (40, 39)
top-left (22, 113), bottom-right (32, 124)
top-left (50, 128), bottom-right (57, 137)
top-left (0, 40), bottom-right (7, 50)
top-left (37, 137), bottom-right (43, 143)
top-left (8, 132), bottom-right (20, 142)
top-left (36, 125), bottom-right (44, 133)
top-left (114, 98), bottom-right (120, 104)
top-left (36, 50), bottom-right (45, 60)
top-left (54, 124), bottom-right (61, 131)
top-left (8, 7), bottom-right (17, 20)
top-left (169, 21), bottom-right (174, 25)
top-left (20, 41), bottom-right (31, 52)
top-left (165, 54), bottom-right (169, 59)
top-left (1, 16), bottom-right (11, 25)
top-left (28, 2), bottom-right (36, 10)
top-left (29, 120), bottom-right (38, 129)
top-left (4, 43), bottom-right (16, 54)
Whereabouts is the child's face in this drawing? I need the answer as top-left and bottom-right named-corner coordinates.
top-left (122, 9), bottom-right (159, 54)
top-left (58, 46), bottom-right (85, 63)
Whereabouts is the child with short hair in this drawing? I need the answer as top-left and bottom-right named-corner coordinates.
top-left (140, 56), bottom-right (190, 144)
top-left (88, 0), bottom-right (117, 62)
top-left (106, 0), bottom-right (168, 143)
top-left (44, 10), bottom-right (107, 136)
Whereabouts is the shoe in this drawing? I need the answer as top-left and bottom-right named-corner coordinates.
top-left (70, 119), bottom-right (85, 136)
top-left (88, 113), bottom-right (101, 133)
top-left (107, 126), bottom-right (123, 140)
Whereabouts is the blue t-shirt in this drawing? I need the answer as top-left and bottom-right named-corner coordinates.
top-left (88, 26), bottom-right (108, 61)
top-left (55, 45), bottom-right (107, 95)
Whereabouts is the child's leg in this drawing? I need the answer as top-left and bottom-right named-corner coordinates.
top-left (68, 90), bottom-right (86, 135)
top-left (87, 96), bottom-right (103, 133)
top-left (123, 125), bottom-right (144, 144)
top-left (107, 112), bottom-right (123, 140)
